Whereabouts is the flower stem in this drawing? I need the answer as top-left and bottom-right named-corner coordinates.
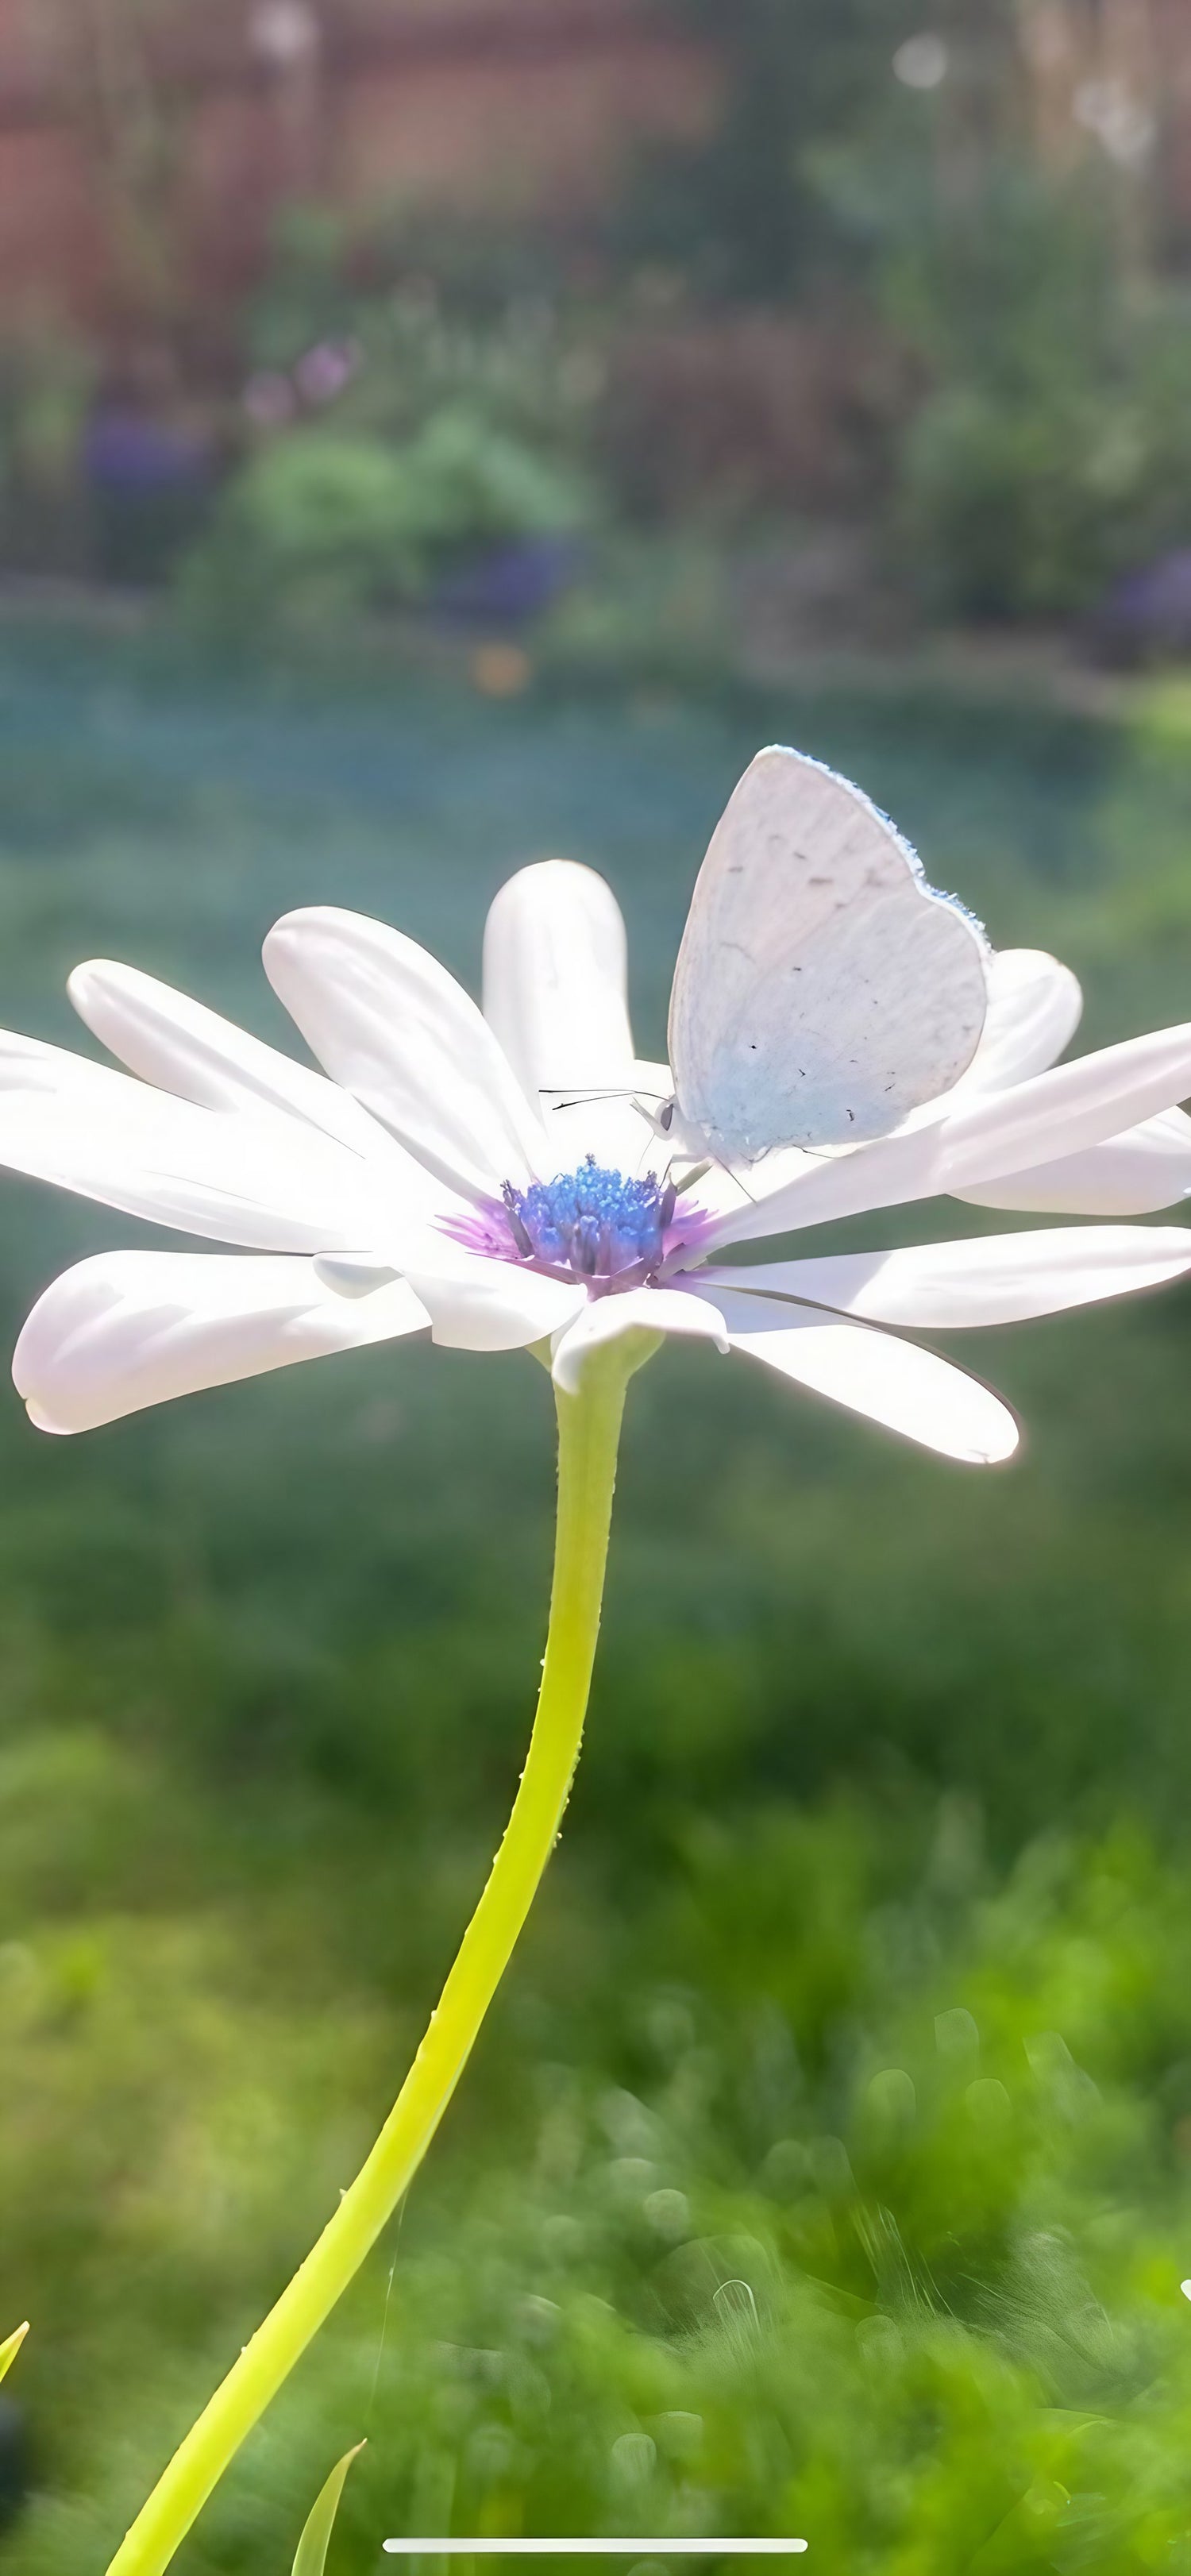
top-left (105, 1335), bottom-right (652, 2576)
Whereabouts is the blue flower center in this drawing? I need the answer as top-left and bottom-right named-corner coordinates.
top-left (503, 1155), bottom-right (676, 1281)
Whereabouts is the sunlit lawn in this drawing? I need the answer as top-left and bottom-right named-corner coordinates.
top-left (1, 627), bottom-right (1191, 2569)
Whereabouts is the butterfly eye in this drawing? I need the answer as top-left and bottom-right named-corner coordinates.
top-left (659, 1100), bottom-right (675, 1133)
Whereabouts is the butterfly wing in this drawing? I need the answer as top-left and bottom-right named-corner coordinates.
top-left (668, 746), bottom-right (988, 1159)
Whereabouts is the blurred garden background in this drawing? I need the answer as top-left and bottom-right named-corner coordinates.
top-left (3, 4), bottom-right (1191, 2571)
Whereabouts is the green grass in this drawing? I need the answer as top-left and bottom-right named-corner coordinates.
top-left (0, 627), bottom-right (1189, 2567)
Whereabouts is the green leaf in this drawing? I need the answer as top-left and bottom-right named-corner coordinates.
top-left (0, 2323), bottom-right (28, 2385)
top-left (291, 2440), bottom-right (365, 2576)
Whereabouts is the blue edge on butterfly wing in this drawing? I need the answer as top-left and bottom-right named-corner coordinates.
top-left (760, 743), bottom-right (989, 948)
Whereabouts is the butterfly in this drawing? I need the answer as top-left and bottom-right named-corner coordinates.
top-left (657, 745), bottom-right (989, 1166)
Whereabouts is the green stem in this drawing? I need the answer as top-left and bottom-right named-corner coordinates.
top-left (105, 1335), bottom-right (651, 2576)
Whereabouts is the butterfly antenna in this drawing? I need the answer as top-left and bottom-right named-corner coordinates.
top-left (539, 1083), bottom-right (669, 1101)
top-left (540, 1084), bottom-right (631, 1112)
top-left (539, 1083), bottom-right (672, 1118)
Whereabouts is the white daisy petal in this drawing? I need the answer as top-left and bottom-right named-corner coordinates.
top-left (692, 1117), bottom-right (958, 1251)
top-left (0, 1028), bottom-right (132, 1104)
top-left (313, 1251), bottom-right (402, 1299)
top-left (704, 1019), bottom-right (1191, 1252)
top-left (67, 957), bottom-right (423, 1178)
top-left (264, 906), bottom-right (550, 1201)
top-left (483, 860), bottom-right (644, 1171)
top-left (698, 1224), bottom-right (1191, 1330)
top-left (483, 858), bottom-right (634, 1092)
top-left (13, 1251), bottom-right (428, 1433)
top-left (954, 1109), bottom-right (1191, 1214)
top-left (0, 1077), bottom-right (382, 1251)
top-left (942, 1022), bottom-right (1191, 1193)
top-left (549, 1284), bottom-right (729, 1395)
top-left (394, 1240), bottom-right (585, 1353)
top-left (694, 1286), bottom-right (1019, 1463)
top-left (956, 949), bottom-right (1083, 1092)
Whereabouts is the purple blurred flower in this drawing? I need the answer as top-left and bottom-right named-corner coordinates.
top-left (434, 535), bottom-right (584, 625)
top-left (294, 341), bottom-right (360, 407)
top-left (83, 408), bottom-right (210, 497)
top-left (1093, 550), bottom-right (1191, 665)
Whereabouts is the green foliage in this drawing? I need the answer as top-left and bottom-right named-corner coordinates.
top-left (622, 13), bottom-right (1191, 623)
top-left (292, 2446), bottom-right (364, 2576)
top-left (179, 210), bottom-right (608, 633)
top-left (541, 531), bottom-right (734, 692)
top-left (15, 1783), bottom-right (1191, 2570)
top-left (252, 227), bottom-right (607, 461)
top-left (1061, 673), bottom-right (1191, 955)
top-left (218, 431), bottom-right (425, 603)
top-left (182, 410), bottom-right (589, 629)
top-left (0, 325), bottom-right (94, 575)
top-left (0, 633), bottom-right (1186, 2563)
top-left (249, 201), bottom-right (577, 370)
top-left (619, 0), bottom-right (927, 297)
top-left (885, 175), bottom-right (1191, 616)
top-left (248, 204), bottom-right (360, 374)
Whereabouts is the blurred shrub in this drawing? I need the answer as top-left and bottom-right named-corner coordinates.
top-left (180, 407), bottom-right (589, 629)
top-left (602, 311), bottom-right (881, 523)
top-left (177, 212), bottom-right (605, 628)
top-left (249, 200), bottom-right (581, 370)
top-left (621, 14), bottom-right (1191, 630)
top-left (883, 175), bottom-right (1191, 619)
top-left (256, 246), bottom-right (607, 465)
top-left (539, 530), bottom-right (734, 689)
top-left (187, 432), bottom-right (419, 618)
top-left (0, 325), bottom-right (94, 574)
top-left (617, 0), bottom-right (925, 299)
top-left (237, 202), bottom-right (886, 580)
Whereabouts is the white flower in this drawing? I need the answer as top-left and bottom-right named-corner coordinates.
top-left (6, 786), bottom-right (1191, 1463)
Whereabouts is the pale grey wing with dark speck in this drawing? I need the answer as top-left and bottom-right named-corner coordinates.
top-left (668, 746), bottom-right (989, 1159)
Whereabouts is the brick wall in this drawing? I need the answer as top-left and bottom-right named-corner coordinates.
top-left (0, 0), bottom-right (721, 337)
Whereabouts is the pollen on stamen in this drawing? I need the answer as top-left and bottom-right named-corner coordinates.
top-left (503, 1155), bottom-right (675, 1279)
top-left (441, 1154), bottom-right (687, 1284)
top-left (437, 1159), bottom-right (716, 1288)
